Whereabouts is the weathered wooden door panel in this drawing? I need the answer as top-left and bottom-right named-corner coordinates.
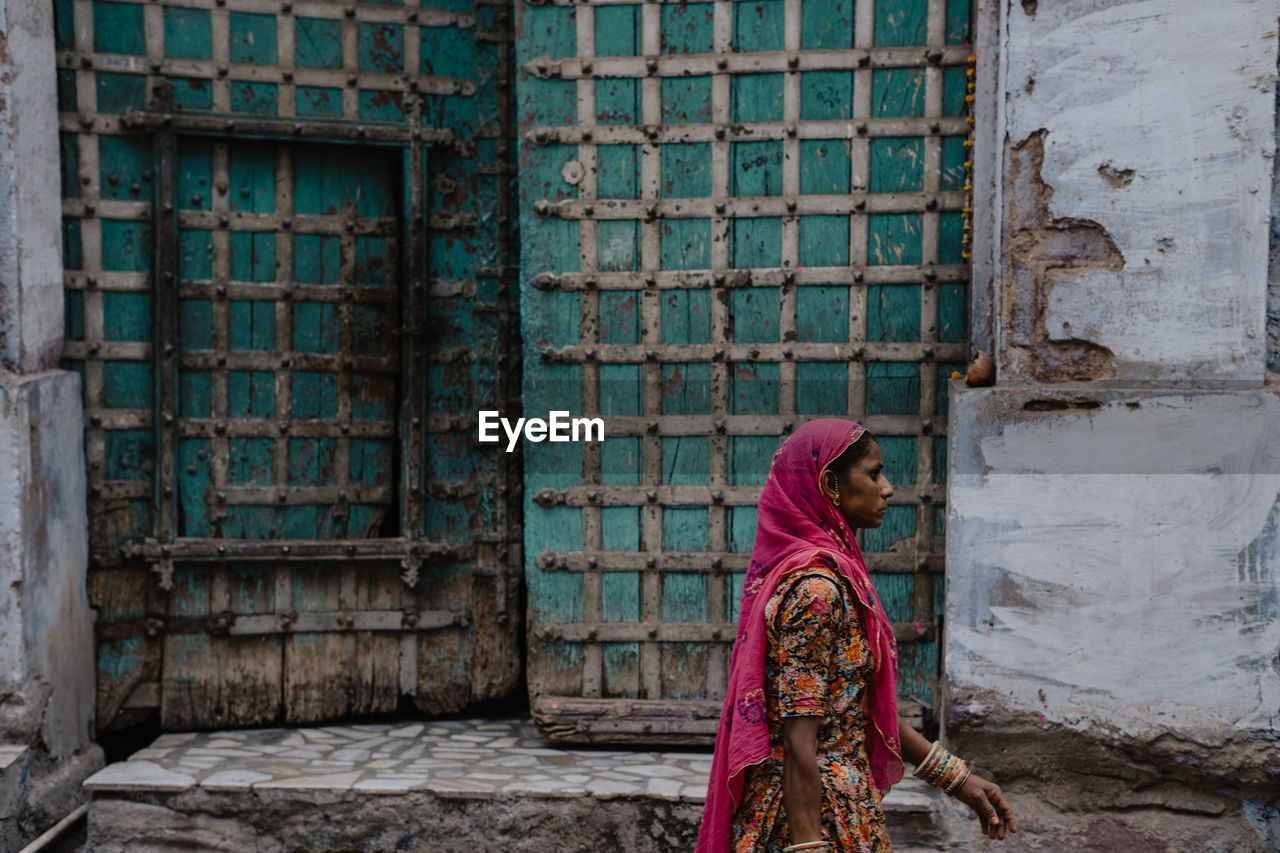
top-left (62, 0), bottom-right (522, 731)
top-left (519, 0), bottom-right (972, 742)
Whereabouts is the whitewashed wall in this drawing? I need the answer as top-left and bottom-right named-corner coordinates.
top-left (947, 388), bottom-right (1280, 743)
top-left (948, 1), bottom-right (1280, 847)
top-left (995, 0), bottom-right (1275, 382)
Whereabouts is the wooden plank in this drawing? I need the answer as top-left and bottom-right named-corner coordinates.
top-left (532, 695), bottom-right (720, 744)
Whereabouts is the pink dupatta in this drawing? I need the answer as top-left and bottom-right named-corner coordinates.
top-left (695, 419), bottom-right (903, 853)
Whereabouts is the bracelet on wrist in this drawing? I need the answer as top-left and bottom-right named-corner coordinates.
top-left (912, 741), bottom-right (972, 794)
top-left (783, 843), bottom-right (831, 853)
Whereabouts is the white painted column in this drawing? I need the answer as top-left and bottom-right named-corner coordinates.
top-left (944, 2), bottom-right (1280, 849)
top-left (0, 0), bottom-right (101, 848)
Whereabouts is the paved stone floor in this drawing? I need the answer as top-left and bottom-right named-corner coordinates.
top-left (81, 719), bottom-right (953, 852)
top-left (84, 719), bottom-right (721, 801)
top-left (83, 717), bottom-right (937, 811)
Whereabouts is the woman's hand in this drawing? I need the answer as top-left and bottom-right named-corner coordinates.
top-left (951, 773), bottom-right (1017, 840)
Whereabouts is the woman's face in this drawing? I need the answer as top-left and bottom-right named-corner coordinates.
top-left (823, 439), bottom-right (894, 529)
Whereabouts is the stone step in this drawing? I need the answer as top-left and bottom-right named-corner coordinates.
top-left (83, 719), bottom-right (957, 852)
top-left (1, 744), bottom-right (31, 851)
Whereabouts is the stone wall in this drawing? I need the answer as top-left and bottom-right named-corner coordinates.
top-left (0, 0), bottom-right (103, 847)
top-left (947, 1), bottom-right (1280, 850)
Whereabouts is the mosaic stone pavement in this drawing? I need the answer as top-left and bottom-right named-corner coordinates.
top-left (82, 718), bottom-right (935, 810)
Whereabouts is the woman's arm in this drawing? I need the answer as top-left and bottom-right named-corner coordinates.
top-left (898, 716), bottom-right (933, 766)
top-left (781, 716), bottom-right (824, 844)
top-left (897, 716), bottom-right (1018, 841)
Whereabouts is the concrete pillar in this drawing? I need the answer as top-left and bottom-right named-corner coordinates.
top-left (0, 0), bottom-right (103, 847)
top-left (945, 1), bottom-right (1280, 850)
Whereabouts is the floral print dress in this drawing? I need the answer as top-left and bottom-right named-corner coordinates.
top-left (729, 556), bottom-right (892, 853)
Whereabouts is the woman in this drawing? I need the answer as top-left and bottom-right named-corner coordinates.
top-left (696, 419), bottom-right (1016, 852)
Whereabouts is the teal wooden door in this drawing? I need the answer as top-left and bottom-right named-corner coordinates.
top-left (518, 0), bottom-right (972, 741)
top-left (60, 0), bottom-right (521, 731)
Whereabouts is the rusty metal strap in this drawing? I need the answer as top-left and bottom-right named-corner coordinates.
top-left (114, 112), bottom-right (456, 145)
top-left (535, 620), bottom-right (935, 644)
top-left (530, 265), bottom-right (969, 290)
top-left (533, 193), bottom-right (966, 221)
top-left (523, 46), bottom-right (970, 78)
top-left (536, 549), bottom-right (944, 575)
top-left (539, 341), bottom-right (965, 363)
top-left (94, 608), bottom-right (468, 640)
top-left (527, 118), bottom-right (968, 147)
top-left (124, 537), bottom-right (472, 562)
top-left (532, 483), bottom-right (945, 508)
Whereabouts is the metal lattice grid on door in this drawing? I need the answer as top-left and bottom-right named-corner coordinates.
top-left (58, 0), bottom-right (523, 731)
top-left (519, 0), bottom-right (971, 741)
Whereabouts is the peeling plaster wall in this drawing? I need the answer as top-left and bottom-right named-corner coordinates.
top-left (997, 0), bottom-right (1276, 383)
top-left (948, 387), bottom-right (1280, 744)
top-left (944, 384), bottom-right (1280, 851)
top-left (0, 0), bottom-right (65, 373)
top-left (947, 2), bottom-right (1280, 848)
top-left (0, 0), bottom-right (102, 846)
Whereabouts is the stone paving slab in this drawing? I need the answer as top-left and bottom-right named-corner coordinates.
top-left (83, 720), bottom-right (954, 852)
top-left (83, 718), bottom-right (936, 808)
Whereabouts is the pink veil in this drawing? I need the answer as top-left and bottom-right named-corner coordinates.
top-left (694, 418), bottom-right (903, 853)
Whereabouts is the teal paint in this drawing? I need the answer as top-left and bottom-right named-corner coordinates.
top-left (867, 284), bottom-right (922, 342)
top-left (865, 362), bottom-right (919, 415)
top-left (62, 220), bottom-right (81, 270)
top-left (95, 72), bottom-right (146, 114)
top-left (728, 436), bottom-right (774, 485)
top-left (798, 216), bottom-right (849, 266)
top-left (229, 12), bottom-right (278, 65)
top-left (731, 74), bottom-right (784, 122)
top-left (734, 0), bottom-right (785, 51)
top-left (730, 218), bottom-right (782, 268)
top-left (797, 363), bottom-right (848, 414)
top-left (801, 72), bottom-right (853, 120)
top-left (100, 221), bottom-right (152, 272)
top-left (105, 431), bottom-right (153, 481)
top-left (661, 77), bottom-right (713, 123)
top-left (228, 302), bottom-right (274, 351)
top-left (98, 136), bottom-right (152, 201)
top-left (359, 91), bottom-right (407, 124)
top-left (359, 23), bottom-right (404, 74)
top-left (660, 220), bottom-right (710, 269)
top-left (170, 79), bottom-right (213, 111)
top-left (65, 291), bottom-right (84, 342)
top-left (730, 362), bottom-right (779, 414)
top-left (799, 140), bottom-right (851, 195)
top-left (797, 287), bottom-right (849, 342)
top-left (662, 437), bottom-right (709, 485)
top-left (729, 288), bottom-right (780, 342)
top-left (56, 70), bottom-right (76, 112)
top-left (102, 363), bottom-right (151, 409)
top-left (102, 292), bottom-right (150, 343)
top-left (421, 27), bottom-right (475, 78)
top-left (230, 82), bottom-right (278, 115)
top-left (662, 3), bottom-right (714, 54)
top-left (54, 0), bottom-right (74, 49)
top-left (93, 1), bottom-right (144, 56)
top-left (800, 0), bottom-right (853, 48)
top-left (164, 8), bottom-right (212, 60)
top-left (875, 0), bottom-right (928, 46)
top-left (297, 87), bottom-right (342, 118)
top-left (229, 232), bottom-right (276, 282)
top-left (877, 435), bottom-right (918, 487)
top-left (662, 144), bottom-right (712, 198)
top-left (732, 141), bottom-right (783, 196)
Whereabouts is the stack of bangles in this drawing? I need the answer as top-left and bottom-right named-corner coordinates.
top-left (912, 740), bottom-right (972, 795)
top-left (782, 843), bottom-right (830, 852)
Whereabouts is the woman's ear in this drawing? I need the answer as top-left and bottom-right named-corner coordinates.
top-left (822, 474), bottom-right (840, 501)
